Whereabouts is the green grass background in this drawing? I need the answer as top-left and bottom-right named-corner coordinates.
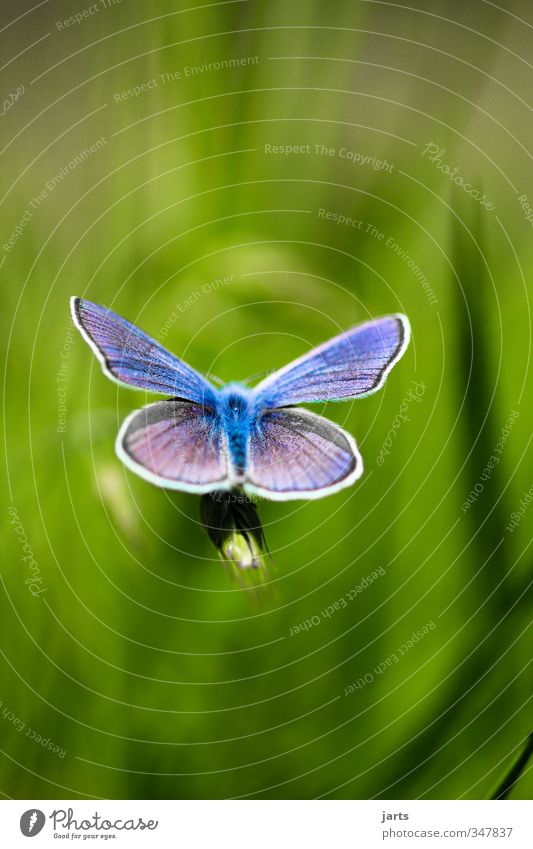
top-left (1, 0), bottom-right (531, 799)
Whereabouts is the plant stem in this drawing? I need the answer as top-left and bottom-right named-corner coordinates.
top-left (490, 733), bottom-right (533, 800)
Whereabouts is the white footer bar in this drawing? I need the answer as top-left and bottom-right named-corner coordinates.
top-left (0, 799), bottom-right (530, 848)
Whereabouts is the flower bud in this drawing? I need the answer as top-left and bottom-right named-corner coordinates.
top-left (200, 490), bottom-right (267, 576)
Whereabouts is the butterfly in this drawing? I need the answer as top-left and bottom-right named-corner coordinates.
top-left (71, 297), bottom-right (410, 501)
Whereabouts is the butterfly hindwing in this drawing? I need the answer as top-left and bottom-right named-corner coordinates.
top-left (71, 297), bottom-right (216, 405)
top-left (253, 314), bottom-right (410, 408)
top-left (116, 399), bottom-right (229, 492)
top-left (245, 407), bottom-right (362, 500)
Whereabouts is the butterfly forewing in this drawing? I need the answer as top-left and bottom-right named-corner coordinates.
top-left (253, 314), bottom-right (409, 408)
top-left (71, 298), bottom-right (216, 404)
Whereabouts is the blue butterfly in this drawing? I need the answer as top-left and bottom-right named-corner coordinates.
top-left (71, 298), bottom-right (410, 501)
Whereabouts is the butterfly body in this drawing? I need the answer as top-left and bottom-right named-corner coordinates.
top-left (217, 383), bottom-right (254, 481)
top-left (72, 297), bottom-right (411, 501)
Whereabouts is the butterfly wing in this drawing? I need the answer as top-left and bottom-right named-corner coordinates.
top-left (71, 297), bottom-right (216, 405)
top-left (116, 399), bottom-right (229, 492)
top-left (245, 407), bottom-right (362, 500)
top-left (253, 314), bottom-right (410, 408)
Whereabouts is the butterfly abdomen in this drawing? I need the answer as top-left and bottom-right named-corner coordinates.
top-left (227, 427), bottom-right (247, 471)
top-left (220, 386), bottom-right (252, 481)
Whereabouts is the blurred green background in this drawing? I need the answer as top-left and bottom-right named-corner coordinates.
top-left (1, 0), bottom-right (531, 799)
